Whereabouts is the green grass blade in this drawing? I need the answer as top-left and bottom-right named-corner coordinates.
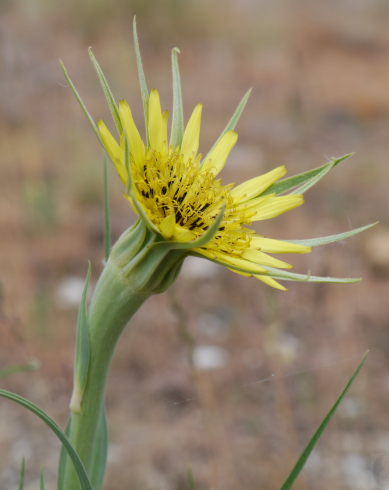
top-left (70, 262), bottom-right (91, 413)
top-left (103, 154), bottom-right (111, 262)
top-left (291, 160), bottom-right (335, 195)
top-left (60, 60), bottom-right (103, 146)
top-left (170, 48), bottom-right (184, 148)
top-left (88, 47), bottom-right (123, 136)
top-left (279, 351), bottom-right (368, 490)
top-left (133, 16), bottom-right (150, 146)
top-left (0, 390), bottom-right (93, 490)
top-left (201, 89), bottom-right (251, 167)
top-left (89, 408), bottom-right (108, 490)
top-left (0, 359), bottom-right (40, 380)
top-left (285, 222), bottom-right (378, 247)
top-left (57, 418), bottom-right (71, 490)
top-left (18, 457), bottom-right (25, 490)
top-left (40, 467), bottom-right (45, 490)
top-left (188, 466), bottom-right (195, 490)
top-left (261, 154), bottom-right (353, 197)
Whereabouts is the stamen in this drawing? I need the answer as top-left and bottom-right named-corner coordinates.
top-left (131, 146), bottom-right (251, 257)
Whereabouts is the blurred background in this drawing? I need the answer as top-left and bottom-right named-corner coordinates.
top-left (0, 0), bottom-right (388, 489)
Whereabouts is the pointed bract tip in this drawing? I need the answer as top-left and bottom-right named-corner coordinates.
top-left (173, 47), bottom-right (181, 54)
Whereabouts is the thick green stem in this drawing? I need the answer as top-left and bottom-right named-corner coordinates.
top-left (61, 220), bottom-right (185, 490)
top-left (63, 259), bottom-right (150, 490)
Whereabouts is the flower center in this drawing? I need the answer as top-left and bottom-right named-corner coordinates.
top-left (132, 146), bottom-right (252, 255)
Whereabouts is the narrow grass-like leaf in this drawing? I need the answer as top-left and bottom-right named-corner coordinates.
top-left (18, 457), bottom-right (25, 490)
top-left (257, 265), bottom-right (361, 284)
top-left (123, 133), bottom-right (160, 235)
top-left (40, 468), bottom-right (45, 490)
top-left (60, 60), bottom-right (103, 146)
top-left (89, 408), bottom-right (108, 490)
top-left (133, 17), bottom-right (150, 146)
top-left (88, 47), bottom-right (123, 135)
top-left (291, 160), bottom-right (335, 195)
top-left (57, 418), bottom-right (71, 490)
top-left (170, 48), bottom-right (184, 148)
top-left (285, 222), bottom-right (378, 247)
top-left (261, 154), bottom-right (353, 197)
top-left (201, 89), bottom-right (251, 167)
top-left (70, 262), bottom-right (91, 413)
top-left (0, 359), bottom-right (40, 380)
top-left (103, 154), bottom-right (111, 262)
top-left (0, 389), bottom-right (93, 490)
top-left (279, 351), bottom-right (368, 490)
top-left (188, 466), bottom-right (195, 490)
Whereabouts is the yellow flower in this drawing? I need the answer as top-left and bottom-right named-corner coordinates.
top-left (97, 89), bottom-right (311, 291)
top-left (60, 21), bottom-right (372, 290)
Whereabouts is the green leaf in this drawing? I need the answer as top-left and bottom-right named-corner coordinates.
top-left (57, 418), bottom-right (71, 490)
top-left (285, 222), bottom-right (378, 247)
top-left (170, 48), bottom-right (184, 149)
top-left (257, 265), bottom-right (361, 284)
top-left (133, 16), bottom-right (150, 146)
top-left (103, 154), bottom-right (111, 263)
top-left (40, 467), bottom-right (45, 490)
top-left (0, 359), bottom-right (40, 380)
top-left (291, 160), bottom-right (335, 195)
top-left (60, 60), bottom-right (104, 146)
top-left (201, 89), bottom-right (251, 167)
top-left (88, 47), bottom-right (123, 136)
top-left (18, 457), bottom-right (25, 490)
top-left (89, 408), bottom-right (108, 490)
top-left (279, 351), bottom-right (368, 490)
top-left (261, 154), bottom-right (353, 197)
top-left (188, 466), bottom-right (195, 490)
top-left (0, 389), bottom-right (93, 490)
top-left (70, 262), bottom-right (91, 413)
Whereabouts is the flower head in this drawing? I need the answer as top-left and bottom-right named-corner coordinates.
top-left (98, 88), bottom-right (311, 291)
top-left (60, 20), bottom-right (373, 290)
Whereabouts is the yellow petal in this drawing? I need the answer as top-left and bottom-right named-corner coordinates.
top-left (231, 166), bottom-right (287, 203)
top-left (248, 195), bottom-right (304, 221)
top-left (212, 251), bottom-right (267, 274)
top-left (160, 213), bottom-right (176, 239)
top-left (161, 110), bottom-right (169, 153)
top-left (250, 237), bottom-right (312, 254)
top-left (98, 119), bottom-right (127, 185)
top-left (254, 274), bottom-right (288, 291)
top-left (172, 225), bottom-right (196, 242)
top-left (119, 100), bottom-right (145, 169)
top-left (201, 130), bottom-right (238, 176)
top-left (242, 249), bottom-right (293, 269)
top-left (181, 103), bottom-right (202, 161)
top-left (148, 89), bottom-right (163, 151)
top-left (227, 268), bottom-right (252, 277)
top-left (234, 194), bottom-right (273, 213)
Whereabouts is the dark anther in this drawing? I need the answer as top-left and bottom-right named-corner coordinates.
top-left (177, 192), bottom-right (187, 204)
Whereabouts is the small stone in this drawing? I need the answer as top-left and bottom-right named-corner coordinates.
top-left (192, 345), bottom-right (228, 371)
top-left (55, 277), bottom-right (89, 309)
